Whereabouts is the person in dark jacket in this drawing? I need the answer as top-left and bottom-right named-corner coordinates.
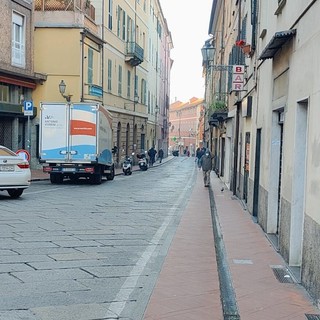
top-left (158, 148), bottom-right (164, 163)
top-left (196, 147), bottom-right (204, 168)
top-left (148, 147), bottom-right (157, 166)
top-left (200, 148), bottom-right (213, 187)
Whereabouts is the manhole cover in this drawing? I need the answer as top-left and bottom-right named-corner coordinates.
top-left (271, 266), bottom-right (294, 283)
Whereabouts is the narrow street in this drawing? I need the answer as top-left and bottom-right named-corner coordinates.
top-left (0, 157), bottom-right (319, 320)
top-left (0, 157), bottom-right (196, 319)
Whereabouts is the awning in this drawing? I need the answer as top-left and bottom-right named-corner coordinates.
top-left (259, 29), bottom-right (296, 60)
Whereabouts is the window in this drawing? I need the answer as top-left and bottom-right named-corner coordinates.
top-left (122, 10), bottom-right (126, 41)
top-left (88, 48), bottom-right (93, 84)
top-left (118, 65), bottom-right (122, 96)
top-left (107, 59), bottom-right (112, 92)
top-left (127, 16), bottom-right (134, 42)
top-left (12, 12), bottom-right (25, 67)
top-left (141, 79), bottom-right (147, 104)
top-left (134, 75), bottom-right (138, 99)
top-left (127, 70), bottom-right (131, 98)
top-left (157, 19), bottom-right (162, 38)
top-left (108, 0), bottom-right (113, 29)
top-left (117, 6), bottom-right (122, 37)
top-left (0, 84), bottom-right (9, 102)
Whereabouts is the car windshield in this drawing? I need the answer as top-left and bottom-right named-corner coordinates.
top-left (0, 147), bottom-right (16, 156)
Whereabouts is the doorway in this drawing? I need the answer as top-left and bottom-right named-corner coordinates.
top-left (243, 132), bottom-right (250, 203)
top-left (116, 122), bottom-right (121, 164)
top-left (252, 129), bottom-right (261, 219)
top-left (289, 100), bottom-right (308, 273)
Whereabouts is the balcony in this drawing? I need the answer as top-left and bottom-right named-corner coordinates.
top-left (125, 42), bottom-right (144, 67)
top-left (208, 100), bottom-right (228, 127)
top-left (34, 0), bottom-right (95, 21)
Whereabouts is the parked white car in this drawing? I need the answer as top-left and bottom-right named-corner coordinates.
top-left (0, 145), bottom-right (31, 198)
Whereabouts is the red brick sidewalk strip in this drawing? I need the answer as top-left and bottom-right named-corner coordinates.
top-left (143, 172), bottom-right (223, 320)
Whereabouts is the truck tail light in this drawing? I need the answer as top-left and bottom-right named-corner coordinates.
top-left (85, 167), bottom-right (94, 173)
top-left (43, 166), bottom-right (52, 172)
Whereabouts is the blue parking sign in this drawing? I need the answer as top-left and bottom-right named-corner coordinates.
top-left (24, 101), bottom-right (33, 116)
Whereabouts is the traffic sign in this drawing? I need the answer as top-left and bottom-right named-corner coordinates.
top-left (24, 101), bottom-right (33, 116)
top-left (16, 149), bottom-right (31, 162)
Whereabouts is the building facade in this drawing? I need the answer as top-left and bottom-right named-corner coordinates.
top-left (26, 0), bottom-right (172, 168)
top-left (93, 0), bottom-right (173, 164)
top-left (0, 0), bottom-right (46, 163)
top-left (204, 0), bottom-right (320, 306)
top-left (168, 97), bottom-right (204, 156)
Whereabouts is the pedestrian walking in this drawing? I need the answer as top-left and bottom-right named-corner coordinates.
top-left (148, 147), bottom-right (157, 166)
top-left (196, 147), bottom-right (203, 168)
top-left (200, 148), bottom-right (213, 187)
top-left (158, 148), bottom-right (164, 163)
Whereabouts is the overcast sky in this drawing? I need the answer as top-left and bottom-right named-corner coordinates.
top-left (159, 0), bottom-right (213, 103)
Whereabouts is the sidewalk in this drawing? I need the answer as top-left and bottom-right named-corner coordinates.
top-left (143, 171), bottom-right (320, 319)
top-left (30, 156), bottom-right (174, 181)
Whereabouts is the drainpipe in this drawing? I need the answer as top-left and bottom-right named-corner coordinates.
top-left (233, 0), bottom-right (241, 195)
top-left (101, 0), bottom-right (105, 103)
top-left (80, 30), bottom-right (86, 102)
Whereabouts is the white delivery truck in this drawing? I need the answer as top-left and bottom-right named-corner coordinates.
top-left (39, 103), bottom-right (115, 184)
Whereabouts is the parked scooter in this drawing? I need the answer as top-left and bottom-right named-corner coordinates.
top-left (137, 152), bottom-right (148, 171)
top-left (122, 153), bottom-right (134, 175)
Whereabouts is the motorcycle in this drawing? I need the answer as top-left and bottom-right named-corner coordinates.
top-left (137, 152), bottom-right (148, 171)
top-left (122, 154), bottom-right (134, 175)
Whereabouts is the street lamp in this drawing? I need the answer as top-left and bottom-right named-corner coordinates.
top-left (201, 40), bottom-right (215, 68)
top-left (59, 80), bottom-right (72, 102)
top-left (201, 40), bottom-right (215, 149)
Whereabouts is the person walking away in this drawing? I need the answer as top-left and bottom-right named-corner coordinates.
top-left (196, 147), bottom-right (203, 169)
top-left (158, 148), bottom-right (164, 163)
top-left (148, 147), bottom-right (157, 166)
top-left (200, 148), bottom-right (213, 187)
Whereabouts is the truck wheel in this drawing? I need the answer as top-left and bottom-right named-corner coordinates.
top-left (50, 174), bottom-right (63, 184)
top-left (107, 166), bottom-right (115, 181)
top-left (90, 173), bottom-right (102, 185)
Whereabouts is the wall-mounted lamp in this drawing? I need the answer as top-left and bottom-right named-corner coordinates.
top-left (201, 40), bottom-right (215, 67)
top-left (59, 80), bottom-right (72, 102)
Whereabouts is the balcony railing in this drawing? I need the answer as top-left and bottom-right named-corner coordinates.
top-left (125, 42), bottom-right (144, 67)
top-left (34, 0), bottom-right (95, 21)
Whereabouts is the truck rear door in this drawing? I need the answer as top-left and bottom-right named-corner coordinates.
top-left (40, 103), bottom-right (69, 161)
top-left (69, 104), bottom-right (98, 162)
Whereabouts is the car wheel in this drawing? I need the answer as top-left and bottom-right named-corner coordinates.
top-left (7, 188), bottom-right (24, 198)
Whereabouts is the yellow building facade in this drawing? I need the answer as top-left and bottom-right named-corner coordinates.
top-left (32, 0), bottom-right (172, 167)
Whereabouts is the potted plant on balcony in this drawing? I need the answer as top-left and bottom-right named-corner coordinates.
top-left (210, 100), bottom-right (227, 113)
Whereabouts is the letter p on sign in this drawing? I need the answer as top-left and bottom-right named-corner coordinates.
top-left (24, 101), bottom-right (33, 116)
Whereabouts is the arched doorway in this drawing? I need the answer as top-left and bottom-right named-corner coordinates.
top-left (116, 122), bottom-right (121, 164)
top-left (133, 123), bottom-right (137, 153)
top-left (141, 124), bottom-right (145, 152)
top-left (126, 123), bottom-right (130, 156)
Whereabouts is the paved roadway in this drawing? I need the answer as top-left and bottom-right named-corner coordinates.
top-left (0, 157), bottom-right (195, 320)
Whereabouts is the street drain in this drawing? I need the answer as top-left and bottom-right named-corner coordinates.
top-left (271, 266), bottom-right (294, 283)
top-left (305, 314), bottom-right (320, 320)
